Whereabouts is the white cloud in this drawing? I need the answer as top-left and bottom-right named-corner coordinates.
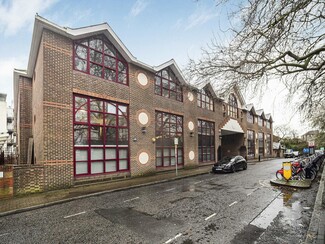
top-left (0, 57), bottom-right (27, 105)
top-left (185, 7), bottom-right (218, 30)
top-left (130, 0), bottom-right (148, 17)
top-left (0, 0), bottom-right (58, 36)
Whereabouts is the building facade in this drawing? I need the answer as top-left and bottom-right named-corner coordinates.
top-left (13, 15), bottom-right (273, 190)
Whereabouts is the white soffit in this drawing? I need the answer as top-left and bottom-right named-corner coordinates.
top-left (221, 119), bottom-right (244, 134)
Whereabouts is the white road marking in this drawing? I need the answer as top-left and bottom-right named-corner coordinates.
top-left (64, 211), bottom-right (86, 219)
top-left (0, 233), bottom-right (10, 237)
top-left (194, 180), bottom-right (203, 185)
top-left (165, 188), bottom-right (176, 192)
top-left (247, 188), bottom-right (258, 196)
top-left (123, 197), bottom-right (140, 203)
top-left (165, 233), bottom-right (182, 243)
top-left (205, 213), bottom-right (216, 221)
top-left (229, 201), bottom-right (238, 207)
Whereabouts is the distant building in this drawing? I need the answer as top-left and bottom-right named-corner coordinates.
top-left (301, 130), bottom-right (319, 146)
top-left (12, 15), bottom-right (273, 192)
top-left (0, 94), bottom-right (9, 154)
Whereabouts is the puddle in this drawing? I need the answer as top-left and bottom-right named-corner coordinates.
top-left (250, 189), bottom-right (304, 229)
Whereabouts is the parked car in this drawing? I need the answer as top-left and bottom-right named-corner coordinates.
top-left (284, 149), bottom-right (294, 158)
top-left (212, 156), bottom-right (247, 173)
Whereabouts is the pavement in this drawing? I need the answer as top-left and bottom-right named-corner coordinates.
top-left (0, 161), bottom-right (324, 244)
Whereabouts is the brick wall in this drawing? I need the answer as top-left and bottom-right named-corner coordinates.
top-left (13, 165), bottom-right (44, 195)
top-left (0, 165), bottom-right (14, 199)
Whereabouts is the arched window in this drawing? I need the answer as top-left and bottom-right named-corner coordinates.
top-left (197, 89), bottom-right (214, 111)
top-left (74, 35), bottom-right (128, 85)
top-left (154, 68), bottom-right (183, 102)
top-left (228, 94), bottom-right (238, 118)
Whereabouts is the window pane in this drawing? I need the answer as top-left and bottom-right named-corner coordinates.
top-left (118, 72), bottom-right (127, 84)
top-left (74, 125), bottom-right (88, 145)
top-left (118, 61), bottom-right (126, 73)
top-left (91, 148), bottom-right (103, 160)
top-left (76, 150), bottom-right (88, 161)
top-left (90, 99), bottom-right (103, 111)
top-left (104, 43), bottom-right (115, 56)
top-left (105, 114), bottom-right (116, 126)
top-left (76, 162), bottom-right (88, 174)
top-left (118, 116), bottom-right (127, 126)
top-left (105, 161), bottom-right (116, 172)
top-left (156, 157), bottom-right (162, 167)
top-left (105, 148), bottom-right (116, 159)
top-left (155, 76), bottom-right (161, 85)
top-left (90, 126), bottom-right (104, 145)
top-left (90, 63), bottom-right (102, 77)
top-left (163, 158), bottom-right (170, 166)
top-left (118, 105), bottom-right (127, 115)
top-left (171, 157), bottom-right (176, 166)
top-left (89, 39), bottom-right (103, 51)
top-left (162, 79), bottom-right (169, 88)
top-left (156, 149), bottom-right (162, 157)
top-left (119, 149), bottom-right (128, 159)
top-left (119, 160), bottom-right (128, 170)
top-left (106, 127), bottom-right (116, 145)
top-left (75, 45), bottom-right (87, 59)
top-left (91, 162), bottom-right (103, 174)
top-left (75, 97), bottom-right (87, 109)
top-left (106, 102), bottom-right (116, 114)
top-left (104, 55), bottom-right (116, 68)
top-left (104, 68), bottom-right (116, 81)
top-left (75, 58), bottom-right (87, 72)
top-left (75, 109), bottom-right (87, 122)
top-left (90, 50), bottom-right (103, 64)
top-left (118, 128), bottom-right (128, 145)
top-left (90, 112), bottom-right (103, 124)
top-left (162, 89), bottom-right (169, 97)
top-left (155, 85), bottom-right (161, 95)
top-left (164, 148), bottom-right (170, 156)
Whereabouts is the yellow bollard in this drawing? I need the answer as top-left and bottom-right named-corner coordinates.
top-left (283, 162), bottom-right (292, 181)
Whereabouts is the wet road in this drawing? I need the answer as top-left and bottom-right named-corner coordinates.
top-left (0, 158), bottom-right (320, 243)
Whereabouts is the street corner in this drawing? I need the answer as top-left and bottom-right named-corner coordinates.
top-left (270, 179), bottom-right (312, 188)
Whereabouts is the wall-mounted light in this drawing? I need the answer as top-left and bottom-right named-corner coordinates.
top-left (141, 127), bottom-right (146, 134)
top-left (190, 132), bottom-right (194, 137)
top-left (133, 137), bottom-right (137, 142)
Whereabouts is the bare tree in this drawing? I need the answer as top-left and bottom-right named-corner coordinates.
top-left (274, 124), bottom-right (298, 139)
top-left (187, 0), bottom-right (324, 120)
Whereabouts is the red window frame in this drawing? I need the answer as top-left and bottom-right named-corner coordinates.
top-left (258, 132), bottom-right (264, 156)
top-left (247, 130), bottom-right (255, 158)
top-left (155, 111), bottom-right (183, 167)
top-left (73, 35), bottom-right (129, 85)
top-left (198, 120), bottom-right (215, 162)
top-left (73, 94), bottom-right (129, 177)
top-left (228, 94), bottom-right (238, 118)
top-left (197, 90), bottom-right (214, 111)
top-left (154, 68), bottom-right (183, 102)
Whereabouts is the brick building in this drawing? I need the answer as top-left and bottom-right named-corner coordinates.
top-left (13, 15), bottom-right (273, 191)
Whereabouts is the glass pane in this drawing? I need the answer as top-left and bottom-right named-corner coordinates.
top-left (164, 148), bottom-right (170, 156)
top-left (156, 149), bottom-right (162, 157)
top-left (105, 114), bottom-right (116, 126)
top-left (155, 85), bottom-right (161, 95)
top-left (76, 162), bottom-right (88, 175)
top-left (178, 156), bottom-right (183, 164)
top-left (119, 149), bottom-right (128, 158)
top-left (163, 158), bottom-right (170, 166)
top-left (76, 150), bottom-right (88, 161)
top-left (162, 89), bottom-right (169, 97)
top-left (119, 160), bottom-right (128, 170)
top-left (104, 43), bottom-right (115, 56)
top-left (75, 58), bottom-right (87, 72)
top-left (75, 97), bottom-right (87, 109)
top-left (155, 76), bottom-right (161, 85)
top-left (75, 45), bottom-right (87, 59)
top-left (118, 128), bottom-right (128, 145)
top-left (104, 68), bottom-right (116, 81)
top-left (118, 116), bottom-right (127, 126)
top-left (118, 105), bottom-right (127, 115)
top-left (89, 38), bottom-right (103, 51)
top-left (156, 157), bottom-right (162, 167)
top-left (90, 63), bottom-right (102, 77)
top-left (91, 148), bottom-right (103, 160)
top-left (105, 148), bottom-right (116, 159)
top-left (74, 125), bottom-right (88, 145)
top-left (118, 72), bottom-right (127, 84)
top-left (178, 149), bottom-right (182, 156)
top-left (90, 112), bottom-right (103, 124)
top-left (105, 161), bottom-right (116, 172)
top-left (170, 82), bottom-right (176, 91)
top-left (90, 99), bottom-right (103, 111)
top-left (91, 162), bottom-right (103, 174)
top-left (106, 102), bottom-right (116, 114)
top-left (104, 55), bottom-right (116, 68)
top-left (171, 157), bottom-right (176, 166)
top-left (90, 126), bottom-right (104, 145)
top-left (162, 70), bottom-right (169, 79)
top-left (162, 79), bottom-right (169, 88)
top-left (118, 61), bottom-right (126, 73)
top-left (106, 127), bottom-right (116, 145)
top-left (75, 109), bottom-right (87, 122)
top-left (90, 50), bottom-right (103, 64)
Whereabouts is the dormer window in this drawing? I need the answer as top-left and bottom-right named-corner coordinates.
top-left (74, 35), bottom-right (128, 85)
top-left (247, 112), bottom-right (254, 123)
top-left (197, 89), bottom-right (214, 111)
top-left (228, 94), bottom-right (238, 118)
top-left (154, 68), bottom-right (183, 102)
top-left (258, 117), bottom-right (264, 126)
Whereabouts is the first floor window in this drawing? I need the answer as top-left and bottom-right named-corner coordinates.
top-left (74, 95), bottom-right (129, 176)
top-left (155, 111), bottom-right (183, 167)
top-left (247, 130), bottom-right (255, 158)
top-left (266, 134), bottom-right (271, 156)
top-left (198, 120), bottom-right (215, 162)
top-left (258, 132), bottom-right (264, 156)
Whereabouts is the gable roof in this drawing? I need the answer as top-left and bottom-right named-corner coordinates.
top-left (265, 113), bottom-right (273, 122)
top-left (243, 103), bottom-right (257, 115)
top-left (153, 59), bottom-right (187, 85)
top-left (255, 109), bottom-right (266, 119)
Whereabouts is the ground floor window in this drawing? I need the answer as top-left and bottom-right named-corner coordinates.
top-left (266, 134), bottom-right (271, 156)
top-left (155, 111), bottom-right (183, 167)
top-left (258, 132), bottom-right (264, 156)
top-left (73, 95), bottom-right (129, 176)
top-left (198, 120), bottom-right (215, 162)
top-left (247, 130), bottom-right (255, 158)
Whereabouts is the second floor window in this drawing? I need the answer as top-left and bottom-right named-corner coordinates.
top-left (258, 117), bottom-right (264, 126)
top-left (74, 35), bottom-right (128, 85)
top-left (155, 68), bottom-right (183, 102)
top-left (228, 94), bottom-right (238, 118)
top-left (247, 112), bottom-right (254, 124)
top-left (197, 89), bottom-right (214, 111)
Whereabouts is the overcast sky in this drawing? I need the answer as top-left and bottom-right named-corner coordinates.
top-left (0, 0), bottom-right (311, 134)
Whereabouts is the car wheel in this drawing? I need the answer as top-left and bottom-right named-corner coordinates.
top-left (243, 164), bottom-right (247, 170)
top-left (231, 165), bottom-right (236, 173)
